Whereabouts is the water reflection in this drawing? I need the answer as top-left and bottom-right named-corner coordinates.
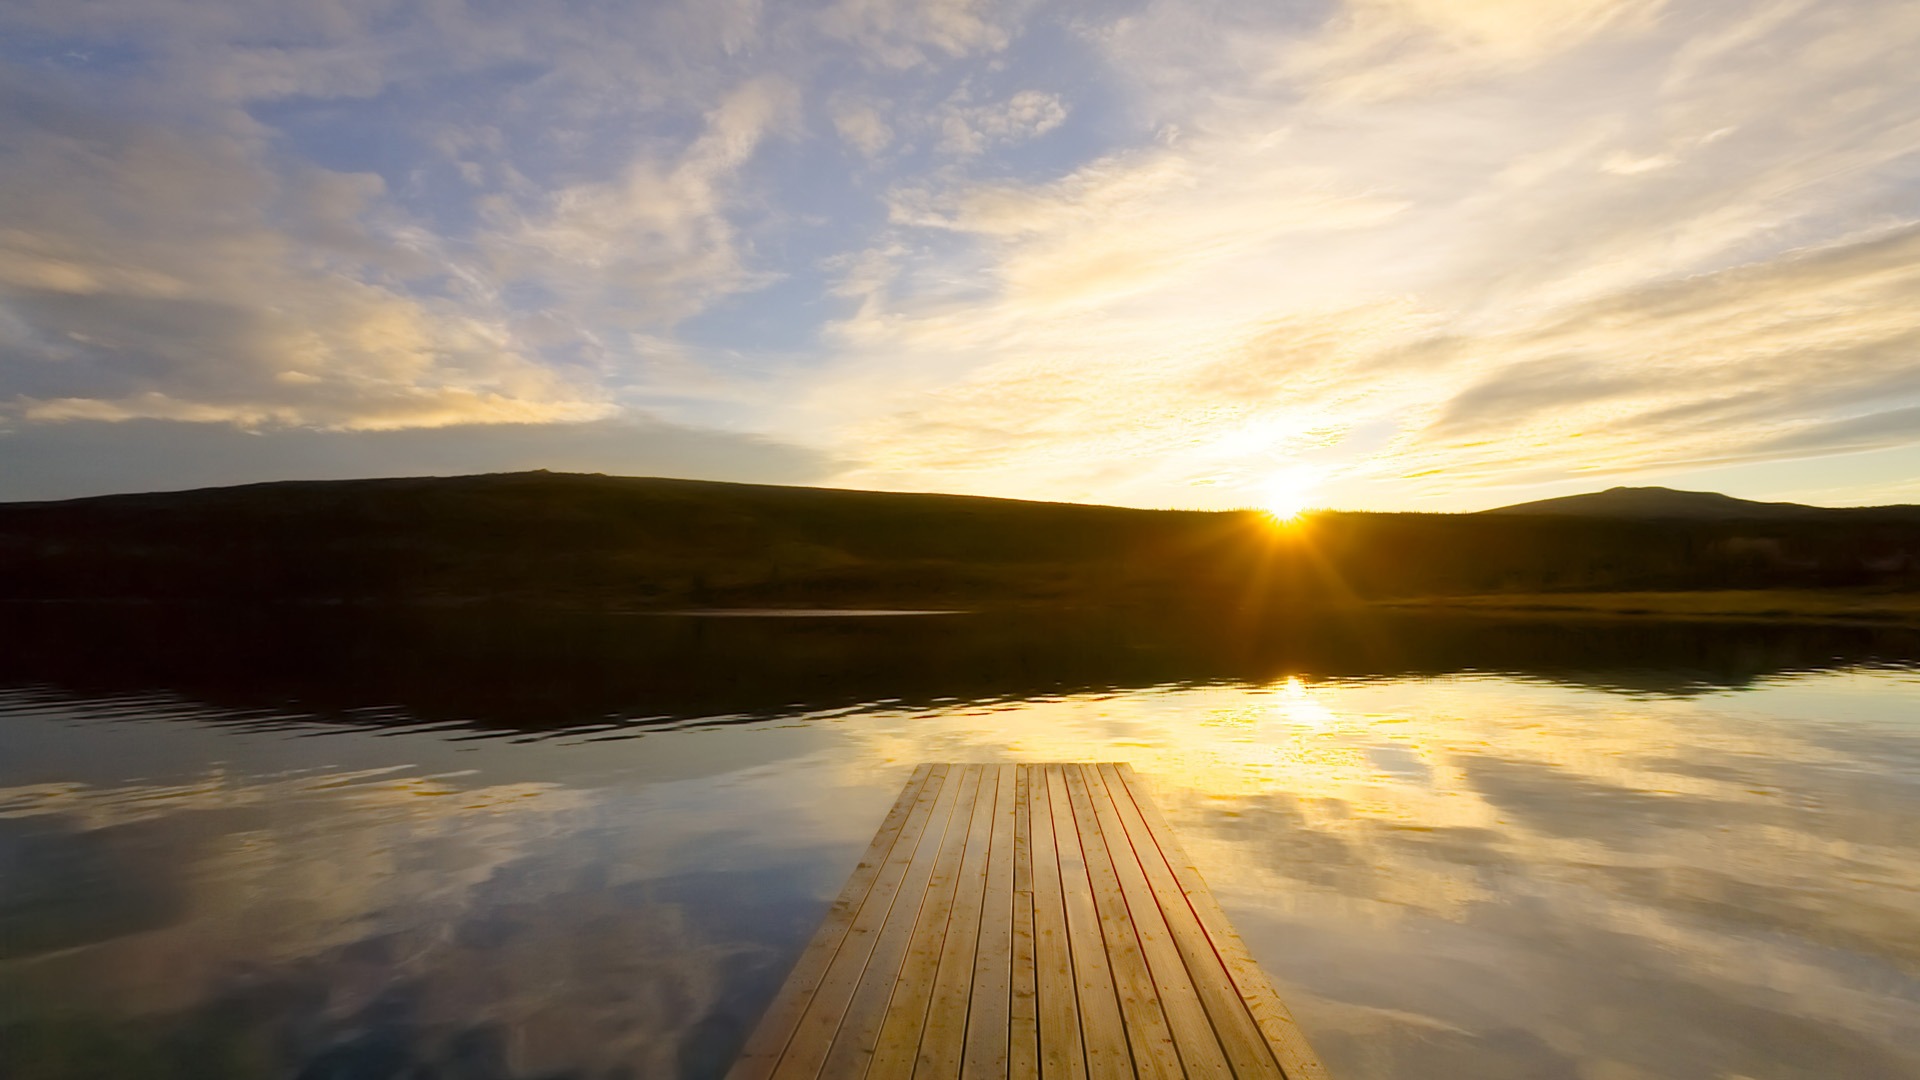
top-left (1, 729), bottom-right (855, 1079)
top-left (4, 604), bottom-right (1918, 733)
top-left (1, 608), bottom-right (1917, 1079)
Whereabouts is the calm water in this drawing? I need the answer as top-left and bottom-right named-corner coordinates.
top-left (2, 607), bottom-right (1918, 1080)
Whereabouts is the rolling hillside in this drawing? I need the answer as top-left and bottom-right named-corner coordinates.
top-left (2, 472), bottom-right (1917, 608)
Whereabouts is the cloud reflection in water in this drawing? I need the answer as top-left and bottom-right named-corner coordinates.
top-left (1, 664), bottom-right (1917, 1079)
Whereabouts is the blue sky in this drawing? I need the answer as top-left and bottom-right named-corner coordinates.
top-left (3, 0), bottom-right (1919, 510)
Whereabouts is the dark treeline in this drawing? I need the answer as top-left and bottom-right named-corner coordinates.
top-left (1, 471), bottom-right (1917, 608)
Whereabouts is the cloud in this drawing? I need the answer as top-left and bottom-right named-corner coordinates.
top-left (819, 0), bottom-right (1029, 68)
top-left (0, 417), bottom-right (839, 501)
top-left (873, 142), bottom-right (1406, 321)
top-left (937, 89), bottom-right (1068, 156)
top-left (1391, 224), bottom-right (1920, 483)
top-left (483, 77), bottom-right (801, 330)
top-left (5, 0), bottom-right (1920, 509)
top-left (1342, 0), bottom-right (1661, 58)
top-left (1748, 405), bottom-right (1920, 459)
top-left (816, 218), bottom-right (1920, 506)
top-left (0, 0), bottom-right (831, 498)
top-left (0, 88), bottom-right (609, 432)
top-left (787, 0), bottom-right (1920, 509)
top-left (1275, 0), bottom-right (1667, 103)
top-left (0, 758), bottom-right (854, 1078)
top-left (1, 0), bottom-right (771, 111)
top-left (832, 99), bottom-right (894, 157)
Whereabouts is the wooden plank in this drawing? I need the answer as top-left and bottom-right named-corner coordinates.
top-left (1085, 765), bottom-right (1246, 1080)
top-left (730, 764), bottom-right (937, 1080)
top-left (916, 765), bottom-right (1002, 1078)
top-left (1095, 764), bottom-right (1286, 1079)
top-left (812, 767), bottom-right (969, 1079)
top-left (770, 764), bottom-right (963, 1080)
top-left (1028, 766), bottom-right (1087, 1080)
top-left (1007, 766), bottom-right (1040, 1080)
top-left (863, 764), bottom-right (986, 1077)
top-left (961, 764), bottom-right (1019, 1080)
top-left (729, 765), bottom-right (933, 1079)
top-left (733, 764), bottom-right (1330, 1080)
top-left (1113, 765), bottom-right (1331, 1080)
top-left (816, 765), bottom-right (975, 1079)
top-left (1062, 764), bottom-right (1185, 1080)
top-left (1045, 766), bottom-right (1132, 1080)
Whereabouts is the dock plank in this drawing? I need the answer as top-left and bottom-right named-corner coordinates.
top-left (916, 764), bottom-right (1001, 1078)
top-left (737, 763), bottom-right (947, 1080)
top-left (729, 765), bottom-right (934, 1080)
top-left (1094, 764), bottom-right (1286, 1080)
top-left (732, 763), bottom-right (1330, 1080)
top-left (1028, 766), bottom-right (1088, 1080)
top-left (1007, 766), bottom-right (1040, 1080)
top-left (865, 765), bottom-right (985, 1077)
top-left (1082, 766), bottom-right (1238, 1080)
top-left (776, 765), bottom-right (962, 1080)
top-left (961, 764), bottom-right (1019, 1080)
top-left (1113, 765), bottom-right (1331, 1080)
top-left (1062, 764), bottom-right (1184, 1080)
top-left (1046, 766), bottom-right (1132, 1080)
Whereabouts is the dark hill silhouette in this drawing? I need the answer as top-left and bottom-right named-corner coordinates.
top-left (1488, 486), bottom-right (1815, 519)
top-left (1, 472), bottom-right (1916, 607)
top-left (1486, 485), bottom-right (1920, 521)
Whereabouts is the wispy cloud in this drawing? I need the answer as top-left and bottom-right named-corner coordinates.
top-left (3, 0), bottom-right (1919, 505)
top-left (794, 0), bottom-right (1920, 508)
top-left (819, 0), bottom-right (1031, 69)
top-left (832, 99), bottom-right (895, 158)
top-left (937, 89), bottom-right (1068, 156)
top-left (484, 77), bottom-right (801, 329)
top-left (0, 91), bottom-right (608, 431)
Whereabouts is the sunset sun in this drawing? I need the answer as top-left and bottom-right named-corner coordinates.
top-left (1262, 466), bottom-right (1324, 523)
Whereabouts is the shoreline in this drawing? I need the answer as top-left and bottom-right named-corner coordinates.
top-left (1376, 589), bottom-right (1920, 625)
top-left (5, 588), bottom-right (1920, 625)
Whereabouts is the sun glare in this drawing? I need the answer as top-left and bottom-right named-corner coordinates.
top-left (1262, 466), bottom-right (1323, 523)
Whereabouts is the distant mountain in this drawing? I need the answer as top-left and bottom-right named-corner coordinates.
top-left (1486, 486), bottom-right (1844, 520)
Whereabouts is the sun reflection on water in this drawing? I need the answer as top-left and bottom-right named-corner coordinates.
top-left (2, 666), bottom-right (1917, 1080)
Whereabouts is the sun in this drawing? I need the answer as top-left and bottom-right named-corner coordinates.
top-left (1261, 466), bottom-right (1323, 523)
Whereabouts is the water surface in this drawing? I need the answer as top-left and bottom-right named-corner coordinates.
top-left (3, 607), bottom-right (1917, 1079)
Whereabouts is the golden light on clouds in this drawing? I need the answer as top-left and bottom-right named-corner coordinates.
top-left (4, 0), bottom-right (1920, 505)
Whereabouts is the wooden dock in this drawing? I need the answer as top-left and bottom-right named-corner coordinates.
top-left (728, 763), bottom-right (1328, 1080)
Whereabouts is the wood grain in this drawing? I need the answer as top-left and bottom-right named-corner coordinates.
top-left (731, 763), bottom-right (1332, 1080)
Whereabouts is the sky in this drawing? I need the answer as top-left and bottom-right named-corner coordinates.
top-left (3, 0), bottom-right (1919, 512)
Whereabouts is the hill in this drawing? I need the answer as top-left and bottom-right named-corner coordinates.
top-left (1485, 485), bottom-right (1920, 520)
top-left (1, 472), bottom-right (1916, 609)
top-left (1487, 486), bottom-right (1819, 519)
top-left (0, 472), bottom-right (1260, 609)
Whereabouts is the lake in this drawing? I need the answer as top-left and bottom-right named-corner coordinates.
top-left (3, 605), bottom-right (1918, 1079)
